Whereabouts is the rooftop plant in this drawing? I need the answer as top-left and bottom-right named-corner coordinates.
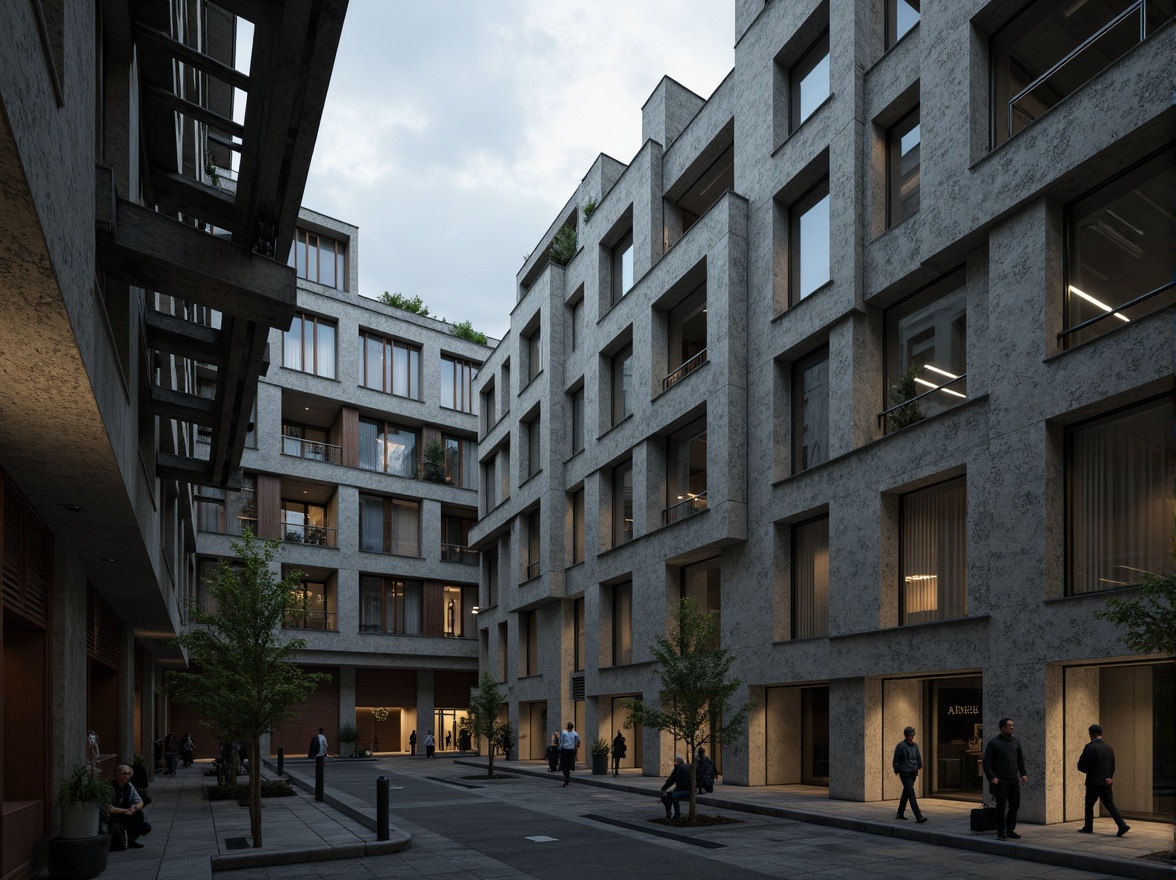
top-left (380, 292), bottom-right (429, 316)
top-left (549, 225), bottom-right (577, 267)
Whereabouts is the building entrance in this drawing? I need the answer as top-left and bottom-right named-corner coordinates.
top-left (927, 677), bottom-right (983, 800)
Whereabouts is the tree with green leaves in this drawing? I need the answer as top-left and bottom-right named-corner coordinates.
top-left (379, 291), bottom-right (429, 315)
top-left (467, 671), bottom-right (507, 778)
top-left (622, 598), bottom-right (754, 820)
top-left (169, 529), bottom-right (328, 848)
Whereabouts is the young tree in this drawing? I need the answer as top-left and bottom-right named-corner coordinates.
top-left (169, 529), bottom-right (328, 847)
top-left (622, 598), bottom-right (754, 819)
top-left (467, 671), bottom-right (507, 778)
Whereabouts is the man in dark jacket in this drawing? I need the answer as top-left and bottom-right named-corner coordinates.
top-left (982, 717), bottom-right (1028, 840)
top-left (1077, 723), bottom-right (1129, 837)
top-left (892, 726), bottom-right (926, 823)
top-left (659, 755), bottom-right (691, 819)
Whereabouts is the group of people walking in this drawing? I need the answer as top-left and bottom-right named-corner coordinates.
top-left (893, 717), bottom-right (1129, 839)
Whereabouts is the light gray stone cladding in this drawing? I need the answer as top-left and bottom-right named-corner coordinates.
top-left (471, 0), bottom-right (1175, 827)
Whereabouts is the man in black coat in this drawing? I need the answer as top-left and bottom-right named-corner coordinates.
top-left (982, 717), bottom-right (1027, 840)
top-left (659, 755), bottom-right (691, 819)
top-left (1077, 723), bottom-right (1129, 837)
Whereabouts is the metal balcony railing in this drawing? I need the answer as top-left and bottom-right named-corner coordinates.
top-left (524, 559), bottom-right (540, 580)
top-left (662, 348), bottom-right (708, 391)
top-left (282, 524), bottom-right (337, 548)
top-left (282, 434), bottom-right (342, 464)
top-left (441, 543), bottom-right (480, 565)
top-left (879, 374), bottom-right (968, 433)
top-left (283, 611), bottom-right (337, 631)
top-left (1059, 280), bottom-right (1173, 345)
top-left (663, 491), bottom-right (708, 525)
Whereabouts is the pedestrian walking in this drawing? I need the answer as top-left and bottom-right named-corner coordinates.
top-left (558, 721), bottom-right (580, 787)
top-left (308, 727), bottom-right (328, 764)
top-left (163, 733), bottom-right (177, 776)
top-left (982, 717), bottom-right (1027, 840)
top-left (547, 734), bottom-right (560, 772)
top-left (1077, 723), bottom-right (1129, 837)
top-left (180, 733), bottom-right (195, 769)
top-left (409, 729), bottom-right (417, 756)
top-left (611, 730), bottom-right (626, 776)
top-left (892, 726), bottom-right (927, 823)
top-left (425, 730), bottom-right (435, 758)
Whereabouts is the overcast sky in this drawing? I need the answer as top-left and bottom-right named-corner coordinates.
top-left (296, 1), bottom-right (735, 341)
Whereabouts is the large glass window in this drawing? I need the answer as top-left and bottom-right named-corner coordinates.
top-left (443, 584), bottom-right (476, 638)
top-left (664, 283), bottom-right (708, 390)
top-left (888, 107), bottom-right (921, 227)
top-left (283, 312), bottom-right (336, 378)
top-left (884, 271), bottom-right (967, 431)
top-left (887, 0), bottom-right (920, 48)
top-left (900, 477), bottom-right (967, 625)
top-left (792, 347), bottom-right (829, 472)
top-left (441, 356), bottom-right (478, 413)
top-left (682, 557), bottom-right (722, 644)
top-left (569, 298), bottom-right (584, 352)
top-left (1064, 148), bottom-right (1175, 347)
top-left (443, 435), bottom-right (477, 489)
top-left (526, 508), bottom-right (541, 579)
top-left (358, 418), bottom-right (418, 478)
top-left (991, 0), bottom-right (1174, 147)
top-left (281, 501), bottom-right (333, 547)
top-left (285, 579), bottom-right (336, 631)
top-left (571, 488), bottom-right (585, 565)
top-left (612, 343), bottom-right (633, 426)
top-left (790, 31), bottom-right (830, 130)
top-left (612, 460), bottom-right (633, 547)
top-left (1067, 398), bottom-right (1174, 594)
top-left (570, 387), bottom-right (585, 455)
top-left (526, 414), bottom-right (542, 478)
top-left (289, 227), bottom-right (347, 290)
top-left (791, 179), bottom-right (831, 303)
top-left (612, 581), bottom-right (633, 665)
top-left (359, 575), bottom-right (421, 634)
top-left (612, 228), bottom-right (634, 305)
top-left (526, 330), bottom-right (542, 383)
top-left (793, 516), bottom-right (829, 638)
top-left (441, 513), bottom-right (477, 565)
top-left (359, 494), bottom-right (420, 557)
top-left (666, 419), bottom-right (707, 524)
top-left (360, 332), bottom-right (421, 399)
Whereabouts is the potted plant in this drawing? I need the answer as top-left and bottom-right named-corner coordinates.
top-left (338, 723), bottom-right (359, 758)
top-left (590, 738), bottom-right (610, 775)
top-left (48, 765), bottom-right (112, 880)
top-left (423, 440), bottom-right (447, 483)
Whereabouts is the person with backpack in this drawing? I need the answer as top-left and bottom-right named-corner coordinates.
top-left (695, 746), bottom-right (715, 793)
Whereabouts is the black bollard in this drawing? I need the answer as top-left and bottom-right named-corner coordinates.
top-left (277, 746), bottom-right (284, 775)
top-left (376, 776), bottom-right (389, 841)
top-left (315, 757), bottom-right (324, 802)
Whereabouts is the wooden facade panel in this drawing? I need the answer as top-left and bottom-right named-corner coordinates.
top-left (434, 670), bottom-right (477, 707)
top-left (340, 406), bottom-right (358, 469)
top-left (268, 666), bottom-right (339, 755)
top-left (422, 581), bottom-right (443, 637)
top-left (355, 668), bottom-right (416, 706)
top-left (256, 473), bottom-right (282, 539)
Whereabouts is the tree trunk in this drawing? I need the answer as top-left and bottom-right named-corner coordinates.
top-left (688, 760), bottom-right (697, 819)
top-left (487, 732), bottom-right (495, 778)
top-left (249, 739), bottom-right (263, 847)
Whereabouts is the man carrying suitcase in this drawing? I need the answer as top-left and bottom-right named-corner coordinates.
top-left (982, 717), bottom-right (1027, 840)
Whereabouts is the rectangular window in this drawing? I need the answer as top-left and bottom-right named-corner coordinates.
top-left (442, 355), bottom-right (478, 412)
top-left (486, 549), bottom-right (499, 607)
top-left (900, 477), bottom-right (967, 625)
top-left (288, 228), bottom-right (347, 290)
top-left (887, 107), bottom-right (920, 227)
top-left (484, 456), bottom-right (498, 510)
top-left (359, 418), bottom-right (418, 478)
top-left (682, 557), bottom-right (722, 644)
top-left (482, 385), bottom-right (497, 430)
top-left (527, 414), bottom-right (542, 478)
top-left (283, 312), bottom-right (337, 378)
top-left (443, 584), bottom-right (476, 638)
top-left (285, 580), bottom-right (336, 631)
top-left (886, 0), bottom-right (920, 48)
top-left (570, 387), bottom-right (585, 455)
top-left (196, 486), bottom-right (226, 533)
top-left (664, 283), bottom-right (708, 390)
top-left (441, 513), bottom-right (477, 565)
top-left (611, 343), bottom-right (633, 425)
top-left (991, 0), bottom-right (1172, 148)
top-left (884, 271), bottom-right (967, 431)
top-left (612, 228), bottom-right (634, 305)
top-left (792, 347), bottom-right (829, 473)
top-left (526, 508), bottom-right (541, 579)
top-left (360, 332), bottom-right (421, 399)
top-left (571, 488), bottom-right (585, 565)
top-left (498, 622), bottom-right (508, 681)
top-left (612, 581), bottom-right (633, 665)
top-left (281, 500), bottom-right (333, 547)
top-left (666, 418), bottom-right (707, 524)
top-left (1064, 148), bottom-right (1174, 347)
top-left (612, 460), bottom-right (633, 547)
top-left (570, 299), bottom-right (584, 352)
top-left (790, 179), bottom-right (831, 303)
top-left (359, 575), bottom-right (422, 634)
top-left (573, 597), bottom-right (585, 671)
top-left (443, 435), bottom-right (478, 489)
top-left (792, 516), bottom-right (829, 638)
top-left (526, 330), bottom-right (542, 383)
top-left (790, 30), bottom-right (830, 130)
top-left (1067, 398), bottom-right (1174, 594)
top-left (359, 494), bottom-right (420, 557)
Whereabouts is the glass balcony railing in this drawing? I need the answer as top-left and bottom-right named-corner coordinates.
top-left (282, 434), bottom-right (342, 464)
top-left (441, 543), bottom-right (480, 565)
top-left (283, 611), bottom-right (337, 631)
top-left (663, 491), bottom-right (708, 525)
top-left (282, 524), bottom-right (337, 548)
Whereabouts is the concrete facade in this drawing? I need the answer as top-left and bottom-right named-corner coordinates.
top-left (470, 0), bottom-right (1174, 827)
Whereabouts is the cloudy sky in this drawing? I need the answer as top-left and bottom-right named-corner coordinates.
top-left (297, 1), bottom-right (735, 341)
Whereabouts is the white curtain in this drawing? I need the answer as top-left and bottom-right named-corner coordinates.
top-left (359, 495), bottom-right (384, 552)
top-left (1070, 400), bottom-right (1172, 593)
top-left (391, 499), bottom-right (420, 556)
top-left (316, 321), bottom-right (336, 379)
top-left (358, 420), bottom-right (379, 471)
top-left (359, 577), bottom-right (381, 631)
top-left (283, 318), bottom-right (303, 370)
top-left (794, 517), bottom-right (829, 638)
top-left (404, 581), bottom-right (422, 635)
top-left (901, 479), bottom-right (967, 624)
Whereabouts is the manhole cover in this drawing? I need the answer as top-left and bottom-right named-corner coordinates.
top-left (224, 837), bottom-right (249, 850)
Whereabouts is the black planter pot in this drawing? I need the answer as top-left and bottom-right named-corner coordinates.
top-left (47, 834), bottom-right (109, 880)
top-left (591, 754), bottom-right (608, 775)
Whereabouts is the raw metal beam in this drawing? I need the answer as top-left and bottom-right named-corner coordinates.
top-left (151, 168), bottom-right (238, 230)
top-left (143, 309), bottom-right (227, 365)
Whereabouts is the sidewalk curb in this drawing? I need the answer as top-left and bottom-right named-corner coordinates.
top-left (452, 758), bottom-right (1172, 880)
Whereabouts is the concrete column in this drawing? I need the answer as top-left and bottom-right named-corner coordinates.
top-left (51, 549), bottom-right (89, 817)
top-left (416, 668), bottom-right (435, 750)
top-left (339, 666), bottom-right (357, 728)
top-left (139, 655), bottom-right (155, 783)
top-left (118, 624), bottom-right (136, 762)
top-left (882, 679), bottom-right (922, 800)
top-left (829, 677), bottom-right (882, 801)
top-left (765, 687), bottom-right (801, 785)
top-left (985, 662), bottom-right (1047, 824)
top-left (1063, 667), bottom-right (1099, 823)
